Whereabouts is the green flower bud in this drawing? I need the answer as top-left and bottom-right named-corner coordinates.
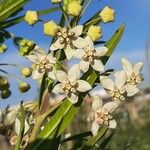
top-left (19, 39), bottom-right (27, 47)
top-left (19, 82), bottom-right (30, 93)
top-left (0, 77), bottom-right (10, 91)
top-left (21, 67), bottom-right (32, 78)
top-left (0, 44), bottom-right (7, 53)
top-left (1, 90), bottom-right (11, 99)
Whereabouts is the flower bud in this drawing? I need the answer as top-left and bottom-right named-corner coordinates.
top-left (87, 25), bottom-right (102, 41)
top-left (99, 7), bottom-right (115, 23)
top-left (51, 0), bottom-right (62, 3)
top-left (21, 67), bottom-right (32, 78)
top-left (1, 90), bottom-right (11, 99)
top-left (19, 82), bottom-right (30, 93)
top-left (0, 77), bottom-right (10, 91)
top-left (67, 1), bottom-right (82, 16)
top-left (0, 44), bottom-right (7, 53)
top-left (24, 11), bottom-right (39, 25)
top-left (44, 21), bottom-right (59, 37)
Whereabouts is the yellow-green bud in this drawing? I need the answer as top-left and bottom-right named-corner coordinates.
top-left (26, 40), bottom-right (34, 47)
top-left (0, 77), bottom-right (10, 91)
top-left (1, 90), bottom-right (11, 99)
top-left (99, 7), bottom-right (115, 23)
top-left (19, 82), bottom-right (30, 93)
top-left (51, 0), bottom-right (62, 3)
top-left (67, 1), bottom-right (82, 16)
top-left (87, 25), bottom-right (102, 41)
top-left (19, 39), bottom-right (27, 47)
top-left (0, 44), bottom-right (7, 53)
top-left (44, 21), bottom-right (59, 37)
top-left (24, 11), bottom-right (39, 25)
top-left (21, 67), bottom-right (32, 78)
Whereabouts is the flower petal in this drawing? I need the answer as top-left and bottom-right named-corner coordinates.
top-left (64, 44), bottom-right (75, 59)
top-left (77, 80), bottom-right (92, 92)
top-left (95, 46), bottom-right (108, 57)
top-left (85, 36), bottom-right (94, 49)
top-left (92, 95), bottom-right (103, 110)
top-left (133, 62), bottom-right (144, 76)
top-left (55, 70), bottom-right (68, 83)
top-left (121, 57), bottom-right (133, 76)
top-left (32, 69), bottom-right (43, 80)
top-left (34, 47), bottom-right (46, 59)
top-left (4, 110), bottom-right (16, 126)
top-left (52, 84), bottom-right (64, 94)
top-left (91, 121), bottom-right (100, 136)
top-left (92, 59), bottom-right (104, 72)
top-left (79, 60), bottom-right (90, 73)
top-left (73, 37), bottom-right (88, 48)
top-left (70, 25), bottom-right (83, 37)
top-left (47, 53), bottom-right (56, 64)
top-left (68, 93), bottom-right (78, 104)
top-left (100, 76), bottom-right (114, 91)
top-left (68, 65), bottom-right (80, 82)
top-left (125, 84), bottom-right (139, 96)
top-left (115, 71), bottom-right (126, 89)
top-left (103, 102), bottom-right (118, 113)
top-left (48, 70), bottom-right (56, 80)
top-left (108, 119), bottom-right (117, 129)
top-left (74, 49), bottom-right (85, 59)
top-left (26, 55), bottom-right (39, 63)
top-left (50, 39), bottom-right (65, 51)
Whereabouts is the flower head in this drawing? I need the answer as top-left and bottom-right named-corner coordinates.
top-left (99, 7), bottom-right (115, 23)
top-left (26, 46), bottom-right (56, 80)
top-left (87, 25), bottom-right (102, 41)
top-left (89, 95), bottom-right (117, 135)
top-left (50, 25), bottom-right (88, 59)
top-left (100, 71), bottom-right (127, 101)
top-left (24, 11), bottom-right (38, 25)
top-left (52, 65), bottom-right (92, 103)
top-left (75, 36), bottom-right (108, 72)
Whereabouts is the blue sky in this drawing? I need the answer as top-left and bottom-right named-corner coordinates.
top-left (0, 0), bottom-right (150, 107)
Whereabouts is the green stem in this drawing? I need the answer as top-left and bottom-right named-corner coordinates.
top-left (81, 0), bottom-right (93, 16)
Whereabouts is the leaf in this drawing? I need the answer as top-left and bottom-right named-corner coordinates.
top-left (81, 127), bottom-right (107, 150)
top-left (0, 7), bottom-right (60, 28)
top-left (0, 0), bottom-right (30, 23)
top-left (29, 24), bottom-right (125, 149)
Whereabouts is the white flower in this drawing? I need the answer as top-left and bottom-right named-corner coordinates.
top-left (74, 36), bottom-right (108, 72)
top-left (27, 46), bottom-right (56, 80)
top-left (100, 71), bottom-right (126, 101)
top-left (89, 95), bottom-right (117, 136)
top-left (50, 25), bottom-right (88, 59)
top-left (52, 65), bottom-right (92, 104)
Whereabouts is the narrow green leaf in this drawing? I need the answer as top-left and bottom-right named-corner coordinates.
top-left (30, 24), bottom-right (125, 149)
top-left (81, 127), bottom-right (107, 150)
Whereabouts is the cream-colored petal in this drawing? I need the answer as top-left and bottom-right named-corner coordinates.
top-left (103, 102), bottom-right (118, 113)
top-left (91, 121), bottom-right (100, 136)
top-left (52, 84), bottom-right (64, 94)
top-left (108, 119), bottom-right (117, 129)
top-left (114, 71), bottom-right (121, 78)
top-left (47, 53), bottom-right (56, 64)
top-left (79, 60), bottom-right (90, 73)
top-left (48, 70), bottom-right (56, 80)
top-left (50, 39), bottom-right (65, 51)
top-left (92, 59), bottom-right (104, 72)
top-left (34, 48), bottom-right (46, 59)
top-left (133, 62), bottom-right (144, 76)
top-left (77, 80), bottom-right (92, 92)
top-left (68, 64), bottom-right (80, 82)
top-left (85, 36), bottom-right (94, 49)
top-left (64, 44), bottom-right (75, 59)
top-left (32, 69), bottom-right (43, 80)
top-left (70, 25), bottom-right (83, 37)
top-left (55, 70), bottom-right (68, 83)
top-left (26, 55), bottom-right (39, 63)
top-left (67, 93), bottom-right (78, 104)
top-left (95, 46), bottom-right (108, 57)
top-left (4, 110), bottom-right (16, 126)
top-left (125, 84), bottom-right (139, 96)
top-left (0, 111), bottom-right (2, 123)
top-left (115, 71), bottom-right (126, 89)
top-left (121, 57), bottom-right (133, 76)
top-left (100, 76), bottom-right (114, 91)
top-left (74, 49), bottom-right (85, 59)
top-left (73, 37), bottom-right (88, 48)
top-left (92, 95), bottom-right (103, 110)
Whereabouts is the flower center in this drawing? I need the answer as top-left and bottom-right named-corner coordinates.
top-left (127, 72), bottom-right (143, 85)
top-left (82, 48), bottom-right (97, 63)
top-left (37, 57), bottom-right (53, 73)
top-left (57, 27), bottom-right (76, 44)
top-left (95, 109), bottom-right (110, 125)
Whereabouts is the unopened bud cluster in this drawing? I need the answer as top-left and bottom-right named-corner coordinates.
top-left (0, 44), bottom-right (7, 53)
